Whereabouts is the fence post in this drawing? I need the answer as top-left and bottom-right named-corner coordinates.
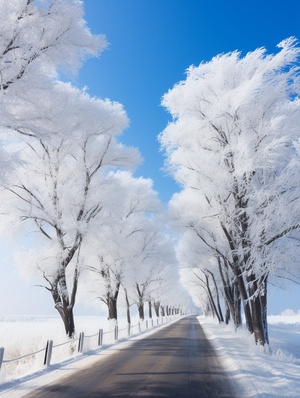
top-left (98, 329), bottom-right (103, 346)
top-left (78, 332), bottom-right (85, 353)
top-left (114, 325), bottom-right (118, 341)
top-left (44, 340), bottom-right (53, 367)
top-left (146, 320), bottom-right (148, 330)
top-left (0, 347), bottom-right (4, 370)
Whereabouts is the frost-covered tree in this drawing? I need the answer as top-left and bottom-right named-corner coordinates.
top-left (0, 0), bottom-right (105, 179)
top-left (82, 172), bottom-right (185, 324)
top-left (125, 221), bottom-right (178, 321)
top-left (160, 37), bottom-right (300, 345)
top-left (84, 171), bottom-right (160, 323)
top-left (150, 264), bottom-right (188, 317)
top-left (1, 84), bottom-right (139, 337)
top-left (0, 0), bottom-right (103, 90)
top-left (176, 231), bottom-right (226, 322)
top-left (171, 189), bottom-right (241, 326)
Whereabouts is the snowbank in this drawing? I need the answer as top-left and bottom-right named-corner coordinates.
top-left (199, 313), bottom-right (300, 398)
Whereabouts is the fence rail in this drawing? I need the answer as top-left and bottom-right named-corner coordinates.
top-left (0, 315), bottom-right (180, 383)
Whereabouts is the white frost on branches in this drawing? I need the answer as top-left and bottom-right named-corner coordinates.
top-left (160, 37), bottom-right (300, 344)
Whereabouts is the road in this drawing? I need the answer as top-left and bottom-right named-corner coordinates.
top-left (24, 316), bottom-right (238, 397)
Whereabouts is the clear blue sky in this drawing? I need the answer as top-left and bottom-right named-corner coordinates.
top-left (1, 0), bottom-right (300, 317)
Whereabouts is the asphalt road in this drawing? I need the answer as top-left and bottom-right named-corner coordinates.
top-left (24, 316), bottom-right (238, 397)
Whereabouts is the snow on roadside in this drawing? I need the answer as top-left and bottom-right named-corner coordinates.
top-left (198, 314), bottom-right (300, 398)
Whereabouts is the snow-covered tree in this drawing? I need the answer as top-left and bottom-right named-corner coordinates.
top-left (82, 171), bottom-right (187, 324)
top-left (0, 0), bottom-right (105, 180)
top-left (1, 84), bottom-right (140, 337)
top-left (84, 170), bottom-right (161, 323)
top-left (0, 0), bottom-right (103, 90)
top-left (124, 220), bottom-right (178, 321)
top-left (160, 37), bottom-right (300, 345)
top-left (176, 230), bottom-right (226, 322)
top-left (170, 189), bottom-right (241, 326)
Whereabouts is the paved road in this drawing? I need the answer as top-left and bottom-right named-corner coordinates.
top-left (25, 316), bottom-right (238, 397)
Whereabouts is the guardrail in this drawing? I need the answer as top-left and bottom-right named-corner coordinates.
top-left (0, 315), bottom-right (179, 382)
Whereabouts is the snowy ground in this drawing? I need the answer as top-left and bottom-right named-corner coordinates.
top-left (200, 311), bottom-right (300, 398)
top-left (0, 312), bottom-right (299, 397)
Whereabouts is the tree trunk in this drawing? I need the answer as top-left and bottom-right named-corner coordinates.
top-left (205, 274), bottom-right (221, 323)
top-left (136, 283), bottom-right (145, 320)
top-left (108, 295), bottom-right (118, 320)
top-left (234, 294), bottom-right (242, 327)
top-left (50, 271), bottom-right (77, 338)
top-left (209, 300), bottom-right (216, 318)
top-left (208, 270), bottom-right (224, 322)
top-left (138, 302), bottom-right (145, 320)
top-left (54, 302), bottom-right (75, 338)
top-left (218, 258), bottom-right (240, 326)
top-left (246, 272), bottom-right (267, 345)
top-left (235, 269), bottom-right (253, 333)
top-left (148, 300), bottom-right (152, 318)
top-left (124, 288), bottom-right (131, 325)
top-left (220, 223), bottom-right (252, 331)
top-left (250, 295), bottom-right (265, 345)
top-left (261, 277), bottom-right (269, 345)
top-left (135, 282), bottom-right (145, 321)
top-left (231, 281), bottom-right (242, 327)
top-left (225, 299), bottom-right (231, 324)
top-left (154, 301), bottom-right (160, 317)
top-left (107, 281), bottom-right (120, 321)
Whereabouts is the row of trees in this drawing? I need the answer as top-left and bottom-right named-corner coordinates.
top-left (159, 37), bottom-right (300, 345)
top-left (0, 0), bottom-right (190, 337)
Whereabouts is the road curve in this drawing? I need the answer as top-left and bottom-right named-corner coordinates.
top-left (25, 316), bottom-right (238, 397)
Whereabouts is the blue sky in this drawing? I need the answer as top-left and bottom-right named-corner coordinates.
top-left (1, 0), bottom-right (300, 317)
